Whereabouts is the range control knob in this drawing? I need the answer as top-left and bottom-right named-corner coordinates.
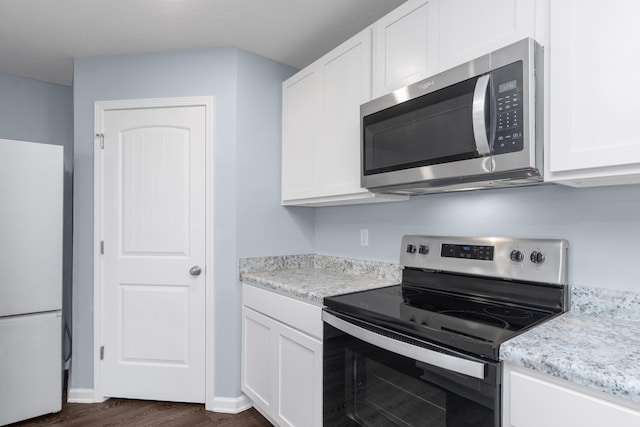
top-left (418, 245), bottom-right (429, 255)
top-left (406, 244), bottom-right (417, 254)
top-left (530, 251), bottom-right (545, 264)
top-left (510, 250), bottom-right (524, 262)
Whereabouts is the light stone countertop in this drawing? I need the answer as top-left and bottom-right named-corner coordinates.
top-left (239, 254), bottom-right (401, 306)
top-left (501, 286), bottom-right (640, 403)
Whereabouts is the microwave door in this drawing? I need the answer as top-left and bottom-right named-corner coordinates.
top-left (361, 75), bottom-right (494, 190)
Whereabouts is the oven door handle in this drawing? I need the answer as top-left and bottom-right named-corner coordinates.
top-left (472, 73), bottom-right (491, 157)
top-left (323, 311), bottom-right (486, 380)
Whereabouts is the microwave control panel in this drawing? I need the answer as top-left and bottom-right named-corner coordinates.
top-left (492, 61), bottom-right (523, 155)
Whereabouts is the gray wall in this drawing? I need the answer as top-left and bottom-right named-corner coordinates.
top-left (315, 183), bottom-right (640, 292)
top-left (72, 49), bottom-right (313, 397)
top-left (0, 72), bottom-right (74, 365)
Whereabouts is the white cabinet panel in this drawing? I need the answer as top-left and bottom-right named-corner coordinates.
top-left (437, 0), bottom-right (537, 71)
top-left (508, 369), bottom-right (640, 427)
top-left (243, 284), bottom-right (322, 339)
top-left (547, 0), bottom-right (640, 186)
top-left (242, 308), bottom-right (274, 412)
top-left (281, 68), bottom-right (319, 201)
top-left (320, 33), bottom-right (370, 196)
top-left (276, 324), bottom-right (322, 427)
top-left (242, 285), bottom-right (323, 427)
top-left (373, 0), bottom-right (438, 98)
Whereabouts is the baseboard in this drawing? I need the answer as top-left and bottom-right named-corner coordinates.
top-left (209, 394), bottom-right (253, 414)
top-left (67, 388), bottom-right (96, 404)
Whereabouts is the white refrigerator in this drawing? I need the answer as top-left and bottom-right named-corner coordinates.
top-left (0, 139), bottom-right (63, 425)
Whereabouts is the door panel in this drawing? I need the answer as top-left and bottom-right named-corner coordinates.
top-left (101, 105), bottom-right (206, 403)
top-left (121, 127), bottom-right (190, 255)
top-left (120, 284), bottom-right (190, 364)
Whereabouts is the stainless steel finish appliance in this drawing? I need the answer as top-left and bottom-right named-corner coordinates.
top-left (361, 38), bottom-right (543, 195)
top-left (323, 235), bottom-right (568, 427)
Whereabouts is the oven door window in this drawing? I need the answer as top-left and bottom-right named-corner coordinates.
top-left (324, 323), bottom-right (499, 427)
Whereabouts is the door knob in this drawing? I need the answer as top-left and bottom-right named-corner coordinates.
top-left (189, 266), bottom-right (202, 276)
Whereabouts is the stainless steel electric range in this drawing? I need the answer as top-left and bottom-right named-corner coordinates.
top-left (323, 235), bottom-right (568, 427)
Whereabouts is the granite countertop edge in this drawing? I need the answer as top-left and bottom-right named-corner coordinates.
top-left (239, 254), bottom-right (402, 306)
top-left (501, 285), bottom-right (640, 405)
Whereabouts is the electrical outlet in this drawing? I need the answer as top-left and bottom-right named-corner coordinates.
top-left (360, 229), bottom-right (369, 246)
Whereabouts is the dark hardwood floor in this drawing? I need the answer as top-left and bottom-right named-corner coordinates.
top-left (9, 398), bottom-right (273, 427)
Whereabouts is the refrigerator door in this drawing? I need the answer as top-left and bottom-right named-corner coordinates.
top-left (0, 139), bottom-right (63, 316)
top-left (0, 311), bottom-right (62, 425)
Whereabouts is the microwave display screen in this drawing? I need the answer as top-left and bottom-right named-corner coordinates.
top-left (499, 80), bottom-right (518, 93)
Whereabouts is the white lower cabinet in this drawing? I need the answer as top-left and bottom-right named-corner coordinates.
top-left (242, 285), bottom-right (323, 427)
top-left (504, 364), bottom-right (640, 427)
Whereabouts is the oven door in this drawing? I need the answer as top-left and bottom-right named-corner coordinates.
top-left (323, 311), bottom-right (501, 427)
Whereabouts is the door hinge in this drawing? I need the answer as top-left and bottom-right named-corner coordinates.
top-left (100, 240), bottom-right (104, 254)
top-left (96, 133), bottom-right (104, 149)
top-left (100, 346), bottom-right (104, 360)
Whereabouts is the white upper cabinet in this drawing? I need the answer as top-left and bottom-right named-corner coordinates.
top-left (372, 0), bottom-right (439, 98)
top-left (437, 0), bottom-right (539, 71)
top-left (547, 0), bottom-right (640, 186)
top-left (372, 0), bottom-right (541, 99)
top-left (281, 67), bottom-right (319, 202)
top-left (282, 28), bottom-right (407, 206)
top-left (319, 30), bottom-right (372, 197)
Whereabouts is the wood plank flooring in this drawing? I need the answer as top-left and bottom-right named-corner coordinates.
top-left (9, 398), bottom-right (273, 427)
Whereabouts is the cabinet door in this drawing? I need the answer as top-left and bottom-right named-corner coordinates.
top-left (548, 0), bottom-right (640, 184)
top-left (241, 307), bottom-right (275, 413)
top-left (282, 67), bottom-right (320, 201)
top-left (510, 371), bottom-right (640, 427)
top-left (373, 0), bottom-right (439, 98)
top-left (437, 0), bottom-right (538, 71)
top-left (275, 322), bottom-right (323, 427)
top-left (319, 29), bottom-right (371, 196)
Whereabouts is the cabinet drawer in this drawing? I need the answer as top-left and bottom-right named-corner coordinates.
top-left (510, 371), bottom-right (640, 427)
top-left (242, 284), bottom-right (323, 339)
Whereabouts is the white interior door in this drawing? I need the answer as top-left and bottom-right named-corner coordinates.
top-left (100, 104), bottom-right (206, 403)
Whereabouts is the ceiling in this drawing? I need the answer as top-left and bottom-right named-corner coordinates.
top-left (0, 0), bottom-right (406, 86)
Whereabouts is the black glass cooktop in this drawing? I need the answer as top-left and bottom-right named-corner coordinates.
top-left (324, 278), bottom-right (561, 360)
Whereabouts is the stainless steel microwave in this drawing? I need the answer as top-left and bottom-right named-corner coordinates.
top-left (361, 38), bottom-right (543, 195)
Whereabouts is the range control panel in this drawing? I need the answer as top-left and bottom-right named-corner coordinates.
top-left (400, 235), bottom-right (568, 285)
top-left (441, 244), bottom-right (494, 261)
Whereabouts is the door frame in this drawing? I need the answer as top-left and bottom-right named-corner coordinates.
top-left (93, 96), bottom-right (215, 409)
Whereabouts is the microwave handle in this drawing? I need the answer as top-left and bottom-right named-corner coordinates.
top-left (472, 74), bottom-right (491, 156)
top-left (323, 311), bottom-right (486, 380)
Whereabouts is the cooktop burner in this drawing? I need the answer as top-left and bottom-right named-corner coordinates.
top-left (438, 310), bottom-right (510, 329)
top-left (484, 306), bottom-right (534, 319)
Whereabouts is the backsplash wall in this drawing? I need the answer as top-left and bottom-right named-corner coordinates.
top-left (314, 183), bottom-right (640, 292)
